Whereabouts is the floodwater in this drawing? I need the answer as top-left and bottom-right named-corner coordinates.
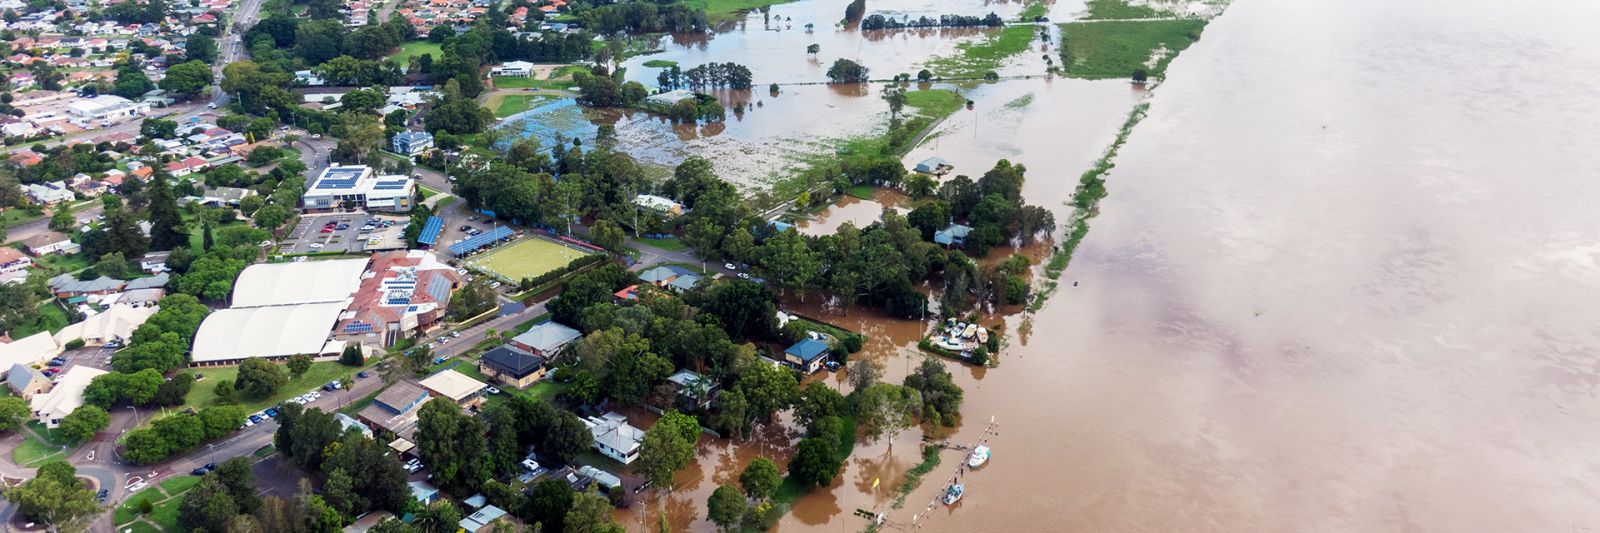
top-left (795, 189), bottom-right (910, 236)
top-left (622, 0), bottom-right (1600, 531)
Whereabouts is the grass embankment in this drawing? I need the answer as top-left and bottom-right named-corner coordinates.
top-left (679, 0), bottom-right (795, 21)
top-left (635, 235), bottom-right (689, 252)
top-left (769, 416), bottom-right (857, 508)
top-left (115, 475), bottom-right (204, 532)
top-left (891, 445), bottom-right (942, 509)
top-left (389, 41), bottom-right (443, 67)
top-left (641, 59), bottom-right (678, 68)
top-left (12, 421), bottom-right (73, 467)
top-left (770, 89), bottom-right (964, 202)
top-left (494, 95), bottom-right (551, 118)
top-left (1028, 102), bottom-right (1148, 312)
top-left (1058, 19), bottom-right (1208, 79)
top-left (1084, 0), bottom-right (1161, 19)
top-left (1018, 0), bottom-right (1049, 20)
top-left (924, 25), bottom-right (1038, 79)
top-left (184, 360), bottom-right (371, 413)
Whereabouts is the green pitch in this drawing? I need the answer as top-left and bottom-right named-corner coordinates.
top-left (470, 238), bottom-right (591, 281)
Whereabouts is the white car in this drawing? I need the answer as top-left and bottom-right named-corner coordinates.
top-left (450, 331), bottom-right (460, 338)
top-left (724, 263), bottom-right (737, 270)
top-left (485, 386), bottom-right (501, 395)
top-left (309, 243), bottom-right (324, 249)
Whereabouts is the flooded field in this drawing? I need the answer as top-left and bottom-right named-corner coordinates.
top-left (613, 0), bottom-right (1600, 531)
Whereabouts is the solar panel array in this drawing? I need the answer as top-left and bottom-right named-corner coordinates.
top-left (343, 322), bottom-right (374, 334)
top-left (314, 167), bottom-right (368, 190)
top-left (417, 216), bottom-right (443, 245)
top-left (448, 226), bottom-right (513, 256)
top-left (371, 180), bottom-right (408, 190)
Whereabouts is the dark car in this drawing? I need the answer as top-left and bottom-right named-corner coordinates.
top-left (248, 415), bottom-right (263, 424)
top-left (204, 463), bottom-right (217, 470)
top-left (264, 408), bottom-right (279, 418)
top-left (47, 359), bottom-right (64, 367)
top-left (357, 371), bottom-right (370, 379)
top-left (825, 361), bottom-right (842, 371)
top-left (191, 467), bottom-right (210, 476)
top-left (96, 489), bottom-right (108, 502)
top-left (459, 225), bottom-right (471, 231)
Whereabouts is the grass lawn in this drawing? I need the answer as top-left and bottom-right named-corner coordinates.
top-left (635, 235), bottom-right (688, 252)
top-left (845, 185), bottom-right (876, 200)
top-left (905, 89), bottom-right (966, 119)
top-left (9, 300), bottom-right (70, 338)
top-left (1084, 0), bottom-right (1161, 20)
top-left (158, 476), bottom-right (200, 496)
top-left (389, 41), bottom-right (443, 67)
top-left (1019, 0), bottom-right (1049, 20)
top-left (33, 251), bottom-right (91, 274)
top-left (491, 76), bottom-right (539, 89)
top-left (184, 361), bottom-right (368, 412)
top-left (494, 95), bottom-right (545, 118)
top-left (12, 422), bottom-right (73, 467)
top-left (116, 474), bottom-right (202, 531)
top-left (467, 237), bottom-right (592, 282)
top-left (641, 59), bottom-right (678, 68)
top-left (1058, 19), bottom-right (1208, 79)
top-left (924, 25), bottom-right (1038, 79)
top-left (418, 184), bottom-right (441, 201)
top-left (1, 207), bottom-right (43, 228)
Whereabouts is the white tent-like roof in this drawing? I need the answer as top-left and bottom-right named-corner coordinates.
top-left (31, 366), bottom-right (107, 425)
top-left (0, 331), bottom-right (62, 370)
top-left (54, 305), bottom-right (156, 345)
top-left (230, 259), bottom-right (368, 308)
top-left (191, 303), bottom-right (346, 363)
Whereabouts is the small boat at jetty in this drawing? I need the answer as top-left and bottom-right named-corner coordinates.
top-left (962, 324), bottom-right (977, 338)
top-left (967, 445), bottom-right (990, 468)
top-left (976, 327), bottom-right (989, 344)
top-left (943, 483), bottom-right (964, 505)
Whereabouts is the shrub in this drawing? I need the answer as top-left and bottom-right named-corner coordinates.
top-left (64, 339), bottom-right (85, 350)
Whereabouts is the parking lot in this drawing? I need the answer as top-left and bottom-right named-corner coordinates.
top-left (282, 213), bottom-right (377, 254)
top-left (57, 345), bottom-right (116, 373)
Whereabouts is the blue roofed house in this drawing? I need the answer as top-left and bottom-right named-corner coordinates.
top-left (784, 338), bottom-right (831, 374)
top-left (459, 505), bottom-right (509, 532)
top-left (933, 224), bottom-right (973, 246)
top-left (407, 481), bottom-right (440, 505)
top-left (391, 130), bottom-right (434, 156)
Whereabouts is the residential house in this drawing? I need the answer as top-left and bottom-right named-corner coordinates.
top-left (665, 369), bottom-right (715, 410)
top-left (24, 181), bottom-right (74, 205)
top-left (164, 155), bottom-right (210, 177)
top-left (53, 304), bottom-right (155, 346)
top-left (140, 251), bottom-right (170, 273)
top-left (356, 381), bottom-right (431, 437)
top-left (633, 194), bottom-right (684, 216)
top-left (0, 331), bottom-right (63, 372)
top-left (334, 413), bottom-right (374, 438)
top-left (508, 321), bottom-right (581, 358)
top-left (391, 130), bottom-right (434, 155)
top-left (0, 248), bottom-right (33, 273)
top-left (407, 481), bottom-right (441, 505)
top-left (5, 364), bottom-right (51, 400)
top-left (583, 412), bottom-right (644, 464)
top-left (783, 338), bottom-right (831, 374)
top-left (419, 369), bottom-right (487, 409)
top-left (478, 345), bottom-right (547, 389)
top-left (933, 223), bottom-right (973, 246)
top-left (47, 274), bottom-right (125, 299)
top-left (458, 506), bottom-right (509, 533)
top-left (23, 231), bottom-right (77, 256)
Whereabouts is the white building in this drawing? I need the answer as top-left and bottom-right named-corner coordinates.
top-left (303, 165), bottom-right (415, 212)
top-left (645, 89), bottom-right (696, 106)
top-left (490, 61), bottom-right (534, 78)
top-left (191, 258), bottom-right (370, 365)
top-left (584, 412), bottom-right (645, 464)
top-left (66, 95), bottom-right (149, 121)
top-left (30, 366), bottom-right (107, 427)
top-left (633, 194), bottom-right (684, 216)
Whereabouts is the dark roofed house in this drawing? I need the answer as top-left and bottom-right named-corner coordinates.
top-left (6, 364), bottom-right (51, 400)
top-left (48, 274), bottom-right (125, 299)
top-left (784, 338), bottom-right (831, 374)
top-left (479, 344), bottom-right (548, 389)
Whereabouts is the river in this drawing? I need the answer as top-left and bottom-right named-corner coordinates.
top-left (621, 0), bottom-right (1600, 530)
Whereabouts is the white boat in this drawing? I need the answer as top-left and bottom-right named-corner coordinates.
top-left (962, 324), bottom-right (978, 339)
top-left (967, 445), bottom-right (990, 468)
top-left (943, 483), bottom-right (964, 505)
top-left (976, 327), bottom-right (989, 344)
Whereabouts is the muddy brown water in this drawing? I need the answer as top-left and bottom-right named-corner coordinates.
top-left (616, 0), bottom-right (1600, 531)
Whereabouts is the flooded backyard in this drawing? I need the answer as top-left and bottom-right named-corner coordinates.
top-left (564, 0), bottom-right (1600, 530)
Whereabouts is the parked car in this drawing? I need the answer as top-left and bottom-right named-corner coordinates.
top-left (485, 386), bottom-right (501, 395)
top-left (737, 272), bottom-right (751, 280)
top-left (459, 225), bottom-right (472, 231)
top-left (724, 263), bottom-right (737, 270)
top-left (204, 463), bottom-right (217, 470)
top-left (96, 489), bottom-right (109, 502)
top-left (356, 371), bottom-right (370, 379)
top-left (433, 357), bottom-right (446, 365)
top-left (264, 408), bottom-right (279, 418)
top-left (191, 467), bottom-right (210, 476)
top-left (47, 360), bottom-right (64, 367)
top-left (450, 331), bottom-right (460, 338)
top-left (248, 415), bottom-right (263, 424)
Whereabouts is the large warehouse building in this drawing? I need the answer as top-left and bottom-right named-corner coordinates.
top-left (191, 258), bottom-right (370, 365)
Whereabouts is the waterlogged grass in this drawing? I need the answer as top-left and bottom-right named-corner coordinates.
top-left (904, 88), bottom-right (966, 119)
top-left (495, 95), bottom-right (550, 117)
top-left (1030, 102), bottom-right (1149, 312)
top-left (1084, 0), bottom-right (1161, 20)
top-left (1058, 19), bottom-right (1208, 79)
top-left (680, 0), bottom-right (796, 20)
top-left (642, 59), bottom-right (678, 68)
top-left (636, 235), bottom-right (689, 252)
top-left (1018, 0), bottom-right (1049, 20)
top-left (892, 445), bottom-right (943, 509)
top-left (925, 25), bottom-right (1038, 79)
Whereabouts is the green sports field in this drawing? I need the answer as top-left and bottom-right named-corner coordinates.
top-left (470, 238), bottom-right (592, 281)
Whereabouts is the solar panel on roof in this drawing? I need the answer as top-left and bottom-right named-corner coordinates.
top-left (343, 322), bottom-right (373, 333)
